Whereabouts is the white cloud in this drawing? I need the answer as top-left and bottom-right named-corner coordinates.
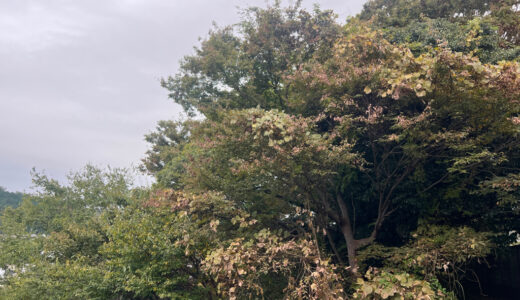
top-left (0, 1), bottom-right (105, 53)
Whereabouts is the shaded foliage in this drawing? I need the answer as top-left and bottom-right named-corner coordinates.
top-left (0, 187), bottom-right (22, 212)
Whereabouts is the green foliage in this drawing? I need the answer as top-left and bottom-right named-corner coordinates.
top-left (0, 259), bottom-right (112, 300)
top-left (142, 120), bottom-right (192, 189)
top-left (358, 225), bottom-right (493, 298)
top-left (0, 186), bottom-right (22, 211)
top-left (101, 204), bottom-right (209, 299)
top-left (0, 166), bottom-right (136, 299)
top-left (360, 0), bottom-right (520, 63)
top-left (1, 165), bottom-right (133, 236)
top-left (161, 1), bottom-right (340, 117)
top-left (353, 268), bottom-right (452, 300)
top-left (384, 17), bottom-right (520, 63)
top-left (138, 1), bottom-right (520, 298)
top-left (360, 0), bottom-right (519, 30)
top-left (359, 226), bottom-right (492, 274)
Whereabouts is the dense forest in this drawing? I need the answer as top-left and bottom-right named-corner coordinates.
top-left (0, 187), bottom-right (22, 211)
top-left (1, 0), bottom-right (520, 299)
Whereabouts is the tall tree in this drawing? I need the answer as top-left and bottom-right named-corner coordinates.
top-left (161, 1), bottom-right (340, 118)
top-left (147, 1), bottom-right (520, 279)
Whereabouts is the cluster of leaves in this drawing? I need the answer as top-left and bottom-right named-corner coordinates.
top-left (360, 0), bottom-right (520, 64)
top-left (402, 226), bottom-right (492, 277)
top-left (161, 1), bottom-right (340, 117)
top-left (358, 225), bottom-right (492, 295)
top-left (204, 228), bottom-right (347, 299)
top-left (353, 268), bottom-right (450, 300)
top-left (0, 166), bottom-right (136, 299)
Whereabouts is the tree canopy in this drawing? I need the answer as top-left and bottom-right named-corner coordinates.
top-left (0, 187), bottom-right (22, 211)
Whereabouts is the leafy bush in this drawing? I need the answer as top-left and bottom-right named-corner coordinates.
top-left (353, 268), bottom-right (452, 300)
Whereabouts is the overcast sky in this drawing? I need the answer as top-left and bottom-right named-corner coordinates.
top-left (0, 0), bottom-right (367, 192)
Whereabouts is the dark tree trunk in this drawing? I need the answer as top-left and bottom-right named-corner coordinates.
top-left (336, 193), bottom-right (378, 273)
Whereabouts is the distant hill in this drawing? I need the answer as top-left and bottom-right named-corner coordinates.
top-left (0, 187), bottom-right (22, 211)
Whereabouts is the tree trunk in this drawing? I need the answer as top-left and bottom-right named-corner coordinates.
top-left (336, 193), bottom-right (378, 273)
top-left (336, 193), bottom-right (361, 272)
top-left (341, 219), bottom-right (359, 273)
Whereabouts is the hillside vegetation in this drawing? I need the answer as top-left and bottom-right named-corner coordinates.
top-left (0, 187), bottom-right (22, 211)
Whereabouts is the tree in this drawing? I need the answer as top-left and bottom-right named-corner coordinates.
top-left (287, 26), bottom-right (520, 268)
top-left (0, 187), bottom-right (22, 212)
top-left (149, 24), bottom-right (520, 273)
top-left (144, 2), bottom-right (520, 296)
top-left (360, 0), bottom-right (520, 61)
top-left (142, 119), bottom-right (192, 188)
top-left (0, 166), bottom-right (136, 299)
top-left (161, 1), bottom-right (340, 118)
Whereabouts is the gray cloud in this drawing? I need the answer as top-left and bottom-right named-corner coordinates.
top-left (0, 0), bottom-right (367, 192)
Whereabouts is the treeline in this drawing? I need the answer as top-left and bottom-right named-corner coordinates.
top-left (1, 0), bottom-right (520, 299)
top-left (0, 187), bottom-right (22, 211)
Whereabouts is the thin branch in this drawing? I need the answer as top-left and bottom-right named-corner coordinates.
top-left (420, 172), bottom-right (450, 194)
top-left (317, 190), bottom-right (340, 224)
top-left (325, 228), bottom-right (344, 265)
